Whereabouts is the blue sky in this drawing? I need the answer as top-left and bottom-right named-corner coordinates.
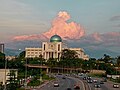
top-left (0, 0), bottom-right (120, 42)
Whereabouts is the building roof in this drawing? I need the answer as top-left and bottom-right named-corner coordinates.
top-left (50, 35), bottom-right (62, 42)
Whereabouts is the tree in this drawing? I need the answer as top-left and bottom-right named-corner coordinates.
top-left (61, 49), bottom-right (78, 60)
top-left (18, 51), bottom-right (25, 59)
top-left (0, 52), bottom-right (5, 60)
top-left (0, 52), bottom-right (5, 68)
top-left (47, 58), bottom-right (58, 73)
top-left (103, 54), bottom-right (112, 63)
top-left (117, 56), bottom-right (120, 67)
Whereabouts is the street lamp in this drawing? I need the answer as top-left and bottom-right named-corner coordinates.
top-left (38, 59), bottom-right (42, 84)
top-left (25, 58), bottom-right (27, 90)
top-left (4, 59), bottom-right (7, 90)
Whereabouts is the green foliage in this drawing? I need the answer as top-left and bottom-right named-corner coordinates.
top-left (117, 56), bottom-right (120, 66)
top-left (27, 79), bottom-right (41, 86)
top-left (61, 49), bottom-right (78, 60)
top-left (0, 52), bottom-right (5, 60)
top-left (18, 51), bottom-right (25, 59)
top-left (0, 52), bottom-right (5, 68)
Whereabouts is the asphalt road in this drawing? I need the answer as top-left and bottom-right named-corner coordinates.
top-left (36, 75), bottom-right (85, 90)
top-left (81, 77), bottom-right (120, 90)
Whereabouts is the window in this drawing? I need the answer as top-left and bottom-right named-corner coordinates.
top-left (58, 44), bottom-right (60, 51)
top-left (44, 44), bottom-right (45, 50)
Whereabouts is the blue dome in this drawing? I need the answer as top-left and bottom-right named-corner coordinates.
top-left (50, 35), bottom-right (62, 42)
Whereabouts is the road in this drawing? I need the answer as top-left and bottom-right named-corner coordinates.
top-left (80, 76), bottom-right (120, 90)
top-left (36, 74), bottom-right (85, 90)
top-left (32, 74), bottom-right (120, 90)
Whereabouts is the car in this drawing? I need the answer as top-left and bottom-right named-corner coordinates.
top-left (100, 80), bottom-right (104, 84)
top-left (66, 87), bottom-right (72, 90)
top-left (54, 82), bottom-right (59, 87)
top-left (113, 84), bottom-right (119, 88)
top-left (58, 73), bottom-right (62, 75)
top-left (93, 79), bottom-right (97, 83)
top-left (87, 79), bottom-right (92, 83)
top-left (74, 84), bottom-right (80, 89)
top-left (94, 83), bottom-right (101, 88)
top-left (83, 77), bottom-right (87, 80)
top-left (103, 78), bottom-right (107, 82)
top-left (87, 76), bottom-right (91, 80)
top-left (62, 76), bottom-right (66, 79)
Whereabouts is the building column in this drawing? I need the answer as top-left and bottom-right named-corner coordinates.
top-left (46, 68), bottom-right (49, 73)
top-left (45, 52), bottom-right (47, 59)
top-left (47, 52), bottom-right (50, 59)
top-left (53, 52), bottom-right (55, 58)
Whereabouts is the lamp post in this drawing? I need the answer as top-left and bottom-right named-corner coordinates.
top-left (25, 58), bottom-right (27, 90)
top-left (38, 59), bottom-right (42, 84)
top-left (4, 59), bottom-right (7, 90)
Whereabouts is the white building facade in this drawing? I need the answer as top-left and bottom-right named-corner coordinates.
top-left (25, 35), bottom-right (89, 60)
top-left (0, 69), bottom-right (18, 85)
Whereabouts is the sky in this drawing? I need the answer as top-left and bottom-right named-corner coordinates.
top-left (0, 0), bottom-right (120, 42)
top-left (0, 0), bottom-right (120, 58)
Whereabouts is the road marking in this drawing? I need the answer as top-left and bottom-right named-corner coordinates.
top-left (87, 83), bottom-right (92, 90)
top-left (69, 77), bottom-right (85, 90)
top-left (79, 78), bottom-right (85, 90)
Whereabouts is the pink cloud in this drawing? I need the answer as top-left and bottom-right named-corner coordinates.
top-left (13, 34), bottom-right (48, 41)
top-left (92, 32), bottom-right (102, 41)
top-left (13, 11), bottom-right (85, 41)
top-left (43, 11), bottom-right (85, 39)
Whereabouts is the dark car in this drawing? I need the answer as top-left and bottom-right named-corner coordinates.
top-left (66, 87), bottom-right (72, 90)
top-left (113, 84), bottom-right (119, 88)
top-left (74, 84), bottom-right (80, 89)
top-left (100, 81), bottom-right (104, 84)
top-left (83, 77), bottom-right (87, 80)
top-left (94, 83), bottom-right (101, 88)
top-left (62, 76), bottom-right (66, 79)
top-left (87, 76), bottom-right (91, 80)
top-left (87, 79), bottom-right (92, 83)
top-left (103, 78), bottom-right (107, 82)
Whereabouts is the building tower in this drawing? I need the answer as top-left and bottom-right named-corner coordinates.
top-left (0, 43), bottom-right (4, 53)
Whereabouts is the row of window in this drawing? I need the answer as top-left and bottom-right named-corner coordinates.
top-left (27, 49), bottom-right (41, 51)
top-left (27, 55), bottom-right (39, 57)
top-left (27, 52), bottom-right (41, 54)
top-left (43, 44), bottom-right (61, 51)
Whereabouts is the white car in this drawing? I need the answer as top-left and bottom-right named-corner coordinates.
top-left (54, 83), bottom-right (59, 87)
top-left (93, 79), bottom-right (97, 83)
top-left (113, 84), bottom-right (119, 88)
top-left (94, 83), bottom-right (101, 88)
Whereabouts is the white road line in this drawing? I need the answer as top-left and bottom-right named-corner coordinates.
top-left (79, 78), bottom-right (85, 90)
top-left (88, 83), bottom-right (92, 90)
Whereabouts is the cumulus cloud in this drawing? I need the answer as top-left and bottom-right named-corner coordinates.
top-left (43, 11), bottom-right (85, 39)
top-left (13, 11), bottom-right (85, 40)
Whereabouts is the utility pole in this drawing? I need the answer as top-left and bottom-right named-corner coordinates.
top-left (25, 58), bottom-right (27, 90)
top-left (4, 59), bottom-right (7, 90)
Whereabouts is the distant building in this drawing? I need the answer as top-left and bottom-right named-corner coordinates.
top-left (0, 43), bottom-right (4, 53)
top-left (0, 69), bottom-right (18, 85)
top-left (25, 35), bottom-right (89, 60)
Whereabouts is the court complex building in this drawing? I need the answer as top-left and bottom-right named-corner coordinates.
top-left (25, 35), bottom-right (89, 60)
